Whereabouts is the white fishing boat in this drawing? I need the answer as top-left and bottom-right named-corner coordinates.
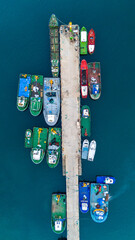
top-left (88, 140), bottom-right (96, 161)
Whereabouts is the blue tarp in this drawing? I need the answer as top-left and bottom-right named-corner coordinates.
top-left (92, 84), bottom-right (99, 94)
top-left (18, 77), bottom-right (31, 97)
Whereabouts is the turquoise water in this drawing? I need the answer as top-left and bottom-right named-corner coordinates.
top-left (0, 0), bottom-right (135, 239)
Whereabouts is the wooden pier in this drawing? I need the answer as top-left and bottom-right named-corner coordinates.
top-left (60, 24), bottom-right (81, 240)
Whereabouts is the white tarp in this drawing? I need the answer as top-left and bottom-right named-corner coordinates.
top-left (81, 31), bottom-right (87, 42)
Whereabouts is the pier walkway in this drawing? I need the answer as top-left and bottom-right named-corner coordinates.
top-left (60, 25), bottom-right (81, 240)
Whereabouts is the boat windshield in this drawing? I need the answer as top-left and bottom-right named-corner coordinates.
top-left (82, 70), bottom-right (86, 85)
top-left (90, 37), bottom-right (93, 39)
top-left (46, 92), bottom-right (56, 97)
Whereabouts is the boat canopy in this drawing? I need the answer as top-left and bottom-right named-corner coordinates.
top-left (18, 77), bottom-right (31, 97)
top-left (81, 31), bottom-right (87, 42)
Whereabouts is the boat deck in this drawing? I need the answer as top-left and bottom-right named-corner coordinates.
top-left (31, 75), bottom-right (43, 98)
top-left (88, 62), bottom-right (100, 83)
top-left (60, 24), bottom-right (81, 240)
top-left (32, 127), bottom-right (48, 150)
top-left (52, 194), bottom-right (66, 219)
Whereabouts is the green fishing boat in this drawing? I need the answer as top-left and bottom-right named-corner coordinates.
top-left (31, 127), bottom-right (48, 164)
top-left (25, 127), bottom-right (48, 164)
top-left (80, 27), bottom-right (87, 55)
top-left (25, 129), bottom-right (33, 148)
top-left (30, 75), bottom-right (43, 116)
top-left (17, 74), bottom-right (31, 111)
top-left (81, 105), bottom-right (91, 137)
top-left (49, 14), bottom-right (59, 77)
top-left (51, 194), bottom-right (66, 234)
top-left (46, 128), bottom-right (61, 168)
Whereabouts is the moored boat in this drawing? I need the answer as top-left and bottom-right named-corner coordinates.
top-left (82, 139), bottom-right (89, 160)
top-left (25, 129), bottom-right (33, 148)
top-left (88, 140), bottom-right (96, 161)
top-left (81, 105), bottom-right (91, 137)
top-left (30, 75), bottom-right (43, 116)
top-left (17, 74), bottom-right (31, 111)
top-left (80, 27), bottom-right (87, 55)
top-left (88, 62), bottom-right (101, 100)
top-left (90, 183), bottom-right (109, 223)
top-left (51, 193), bottom-right (66, 234)
top-left (49, 14), bottom-right (59, 77)
top-left (79, 182), bottom-right (90, 213)
top-left (31, 127), bottom-right (48, 164)
top-left (46, 128), bottom-right (61, 168)
top-left (96, 176), bottom-right (116, 184)
top-left (24, 127), bottom-right (48, 164)
top-left (43, 78), bottom-right (60, 126)
top-left (88, 29), bottom-right (95, 54)
top-left (80, 60), bottom-right (88, 98)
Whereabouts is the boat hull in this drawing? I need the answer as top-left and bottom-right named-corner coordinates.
top-left (17, 74), bottom-right (31, 111)
top-left (81, 105), bottom-right (91, 137)
top-left (88, 62), bottom-right (101, 100)
top-left (96, 176), bottom-right (116, 184)
top-left (80, 27), bottom-right (88, 55)
top-left (79, 182), bottom-right (90, 213)
top-left (25, 129), bottom-right (33, 148)
top-left (46, 128), bottom-right (61, 168)
top-left (90, 183), bottom-right (109, 223)
top-left (82, 139), bottom-right (89, 160)
top-left (88, 140), bottom-right (96, 161)
top-left (51, 194), bottom-right (66, 234)
top-left (88, 29), bottom-right (95, 55)
top-left (80, 59), bottom-right (88, 98)
top-left (43, 78), bottom-right (60, 126)
top-left (30, 75), bottom-right (43, 116)
top-left (25, 127), bottom-right (48, 164)
top-left (49, 14), bottom-right (59, 77)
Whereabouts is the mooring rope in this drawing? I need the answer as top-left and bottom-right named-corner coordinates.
top-left (56, 16), bottom-right (67, 25)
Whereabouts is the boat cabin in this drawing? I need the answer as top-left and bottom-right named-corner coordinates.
top-left (55, 220), bottom-right (62, 232)
top-left (33, 149), bottom-right (41, 160)
top-left (49, 155), bottom-right (57, 164)
top-left (82, 109), bottom-right (89, 118)
top-left (18, 97), bottom-right (25, 107)
top-left (82, 202), bottom-right (88, 211)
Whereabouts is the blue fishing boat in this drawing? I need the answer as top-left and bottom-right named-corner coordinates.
top-left (96, 176), bottom-right (116, 184)
top-left (79, 182), bottom-right (90, 213)
top-left (90, 183), bottom-right (109, 223)
top-left (82, 139), bottom-right (89, 159)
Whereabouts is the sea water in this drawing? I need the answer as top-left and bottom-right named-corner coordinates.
top-left (0, 0), bottom-right (135, 239)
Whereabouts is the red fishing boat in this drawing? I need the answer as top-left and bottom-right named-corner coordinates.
top-left (80, 59), bottom-right (88, 98)
top-left (88, 29), bottom-right (95, 54)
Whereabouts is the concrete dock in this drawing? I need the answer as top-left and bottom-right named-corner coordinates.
top-left (60, 24), bottom-right (81, 240)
